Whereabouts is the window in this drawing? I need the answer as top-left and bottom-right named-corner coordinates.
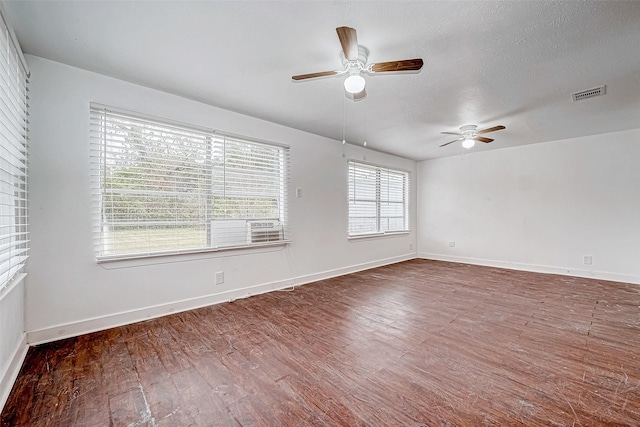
top-left (348, 161), bottom-right (409, 237)
top-left (90, 104), bottom-right (289, 260)
top-left (0, 12), bottom-right (29, 289)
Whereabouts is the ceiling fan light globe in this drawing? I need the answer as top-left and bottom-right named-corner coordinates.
top-left (344, 75), bottom-right (366, 93)
top-left (461, 138), bottom-right (476, 149)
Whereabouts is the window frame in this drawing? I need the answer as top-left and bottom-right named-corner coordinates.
top-left (90, 104), bottom-right (290, 262)
top-left (347, 160), bottom-right (410, 238)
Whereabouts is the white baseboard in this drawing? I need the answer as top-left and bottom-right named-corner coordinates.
top-left (27, 253), bottom-right (416, 346)
top-left (0, 333), bottom-right (28, 413)
top-left (292, 253), bottom-right (415, 287)
top-left (418, 253), bottom-right (639, 285)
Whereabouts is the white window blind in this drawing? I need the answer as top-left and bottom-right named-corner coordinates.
top-left (348, 161), bottom-right (408, 236)
top-left (90, 104), bottom-right (289, 260)
top-left (0, 11), bottom-right (29, 289)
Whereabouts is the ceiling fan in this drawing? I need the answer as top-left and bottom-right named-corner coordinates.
top-left (439, 125), bottom-right (506, 148)
top-left (292, 26), bottom-right (424, 100)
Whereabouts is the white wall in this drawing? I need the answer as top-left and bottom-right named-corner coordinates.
top-left (417, 129), bottom-right (640, 284)
top-left (25, 55), bottom-right (417, 343)
top-left (0, 274), bottom-right (27, 410)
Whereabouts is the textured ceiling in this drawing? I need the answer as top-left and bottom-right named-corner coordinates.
top-left (4, 1), bottom-right (640, 160)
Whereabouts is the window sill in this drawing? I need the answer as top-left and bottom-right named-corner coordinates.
top-left (0, 273), bottom-right (27, 303)
top-left (348, 231), bottom-right (411, 241)
top-left (96, 240), bottom-right (291, 267)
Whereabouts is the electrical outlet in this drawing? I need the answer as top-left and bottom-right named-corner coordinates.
top-left (583, 256), bottom-right (592, 265)
top-left (296, 188), bottom-right (303, 198)
top-left (215, 271), bottom-right (224, 284)
top-left (449, 241), bottom-right (455, 248)
top-left (409, 243), bottom-right (413, 251)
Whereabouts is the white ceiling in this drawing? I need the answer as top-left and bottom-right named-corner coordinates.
top-left (4, 1), bottom-right (640, 160)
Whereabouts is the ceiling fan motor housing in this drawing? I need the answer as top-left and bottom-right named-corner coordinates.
top-left (341, 45), bottom-right (369, 72)
top-left (460, 124), bottom-right (478, 137)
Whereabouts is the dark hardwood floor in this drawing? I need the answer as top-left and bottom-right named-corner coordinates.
top-left (3, 259), bottom-right (640, 426)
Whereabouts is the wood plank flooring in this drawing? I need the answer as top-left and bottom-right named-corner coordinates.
top-left (3, 259), bottom-right (640, 426)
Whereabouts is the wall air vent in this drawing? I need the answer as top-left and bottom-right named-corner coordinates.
top-left (572, 85), bottom-right (606, 102)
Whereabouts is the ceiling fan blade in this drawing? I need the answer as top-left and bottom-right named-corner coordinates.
top-left (336, 26), bottom-right (359, 61)
top-left (440, 131), bottom-right (463, 136)
top-left (473, 136), bottom-right (494, 143)
top-left (370, 58), bottom-right (424, 73)
top-left (476, 125), bottom-right (505, 135)
top-left (292, 70), bottom-right (341, 81)
top-left (439, 139), bottom-right (461, 147)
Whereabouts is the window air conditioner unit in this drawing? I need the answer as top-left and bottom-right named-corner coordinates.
top-left (210, 219), bottom-right (249, 247)
top-left (247, 220), bottom-right (283, 244)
